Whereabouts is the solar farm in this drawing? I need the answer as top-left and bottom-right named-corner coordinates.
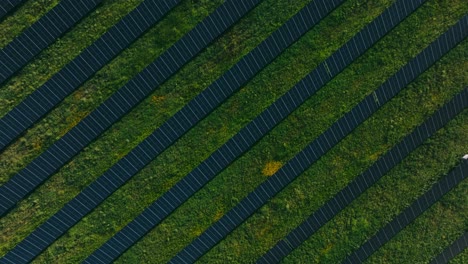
top-left (0, 0), bottom-right (467, 263)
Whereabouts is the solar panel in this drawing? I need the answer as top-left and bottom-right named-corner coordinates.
top-left (0, 0), bottom-right (102, 85)
top-left (0, 0), bottom-right (25, 21)
top-left (430, 232), bottom-right (468, 264)
top-left (258, 88), bottom-right (468, 263)
top-left (0, 0), bottom-right (182, 152)
top-left (0, 0), bottom-right (262, 217)
top-left (343, 160), bottom-right (468, 264)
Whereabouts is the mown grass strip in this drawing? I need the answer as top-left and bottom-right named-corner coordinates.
top-left (0, 0), bottom-right (181, 152)
top-left (176, 14), bottom-right (466, 263)
top-left (0, 0), bottom-right (102, 85)
top-left (259, 89), bottom-right (467, 263)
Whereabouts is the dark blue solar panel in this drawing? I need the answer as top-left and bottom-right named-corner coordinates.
top-left (0, 0), bottom-right (182, 152)
top-left (0, 0), bottom-right (102, 85)
top-left (343, 160), bottom-right (468, 264)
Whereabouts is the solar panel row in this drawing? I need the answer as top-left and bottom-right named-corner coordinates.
top-left (430, 232), bottom-right (468, 264)
top-left (0, 0), bottom-right (262, 217)
top-left (0, 0), bottom-right (346, 262)
top-left (258, 88), bottom-right (468, 263)
top-left (342, 160), bottom-right (468, 264)
top-left (83, 0), bottom-right (352, 262)
top-left (171, 15), bottom-right (467, 263)
top-left (0, 0), bottom-right (102, 85)
top-left (0, 0), bottom-right (263, 262)
top-left (0, 0), bottom-right (25, 21)
top-left (0, 0), bottom-right (182, 152)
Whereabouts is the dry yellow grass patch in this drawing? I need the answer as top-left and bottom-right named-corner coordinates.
top-left (214, 210), bottom-right (224, 221)
top-left (262, 161), bottom-right (283, 176)
top-left (151, 95), bottom-right (165, 104)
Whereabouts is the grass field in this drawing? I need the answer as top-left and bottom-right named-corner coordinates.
top-left (0, 0), bottom-right (466, 263)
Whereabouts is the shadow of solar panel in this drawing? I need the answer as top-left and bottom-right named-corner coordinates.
top-left (258, 88), bottom-right (468, 263)
top-left (0, 0), bottom-right (25, 21)
top-left (430, 232), bottom-right (468, 264)
top-left (0, 0), bottom-right (102, 85)
top-left (0, 0), bottom-right (182, 152)
top-left (343, 160), bottom-right (468, 264)
top-left (0, 0), bottom-right (262, 217)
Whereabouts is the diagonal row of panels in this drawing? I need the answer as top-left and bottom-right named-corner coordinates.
top-left (430, 232), bottom-right (468, 264)
top-left (0, 0), bottom-right (25, 21)
top-left (0, 0), bottom-right (182, 151)
top-left (0, 0), bottom-right (102, 85)
top-left (0, 0), bottom-right (262, 217)
top-left (258, 88), bottom-right (468, 263)
top-left (171, 14), bottom-right (467, 263)
top-left (343, 159), bottom-right (468, 263)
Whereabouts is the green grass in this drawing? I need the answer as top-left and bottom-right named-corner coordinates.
top-left (0, 0), bottom-right (466, 262)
